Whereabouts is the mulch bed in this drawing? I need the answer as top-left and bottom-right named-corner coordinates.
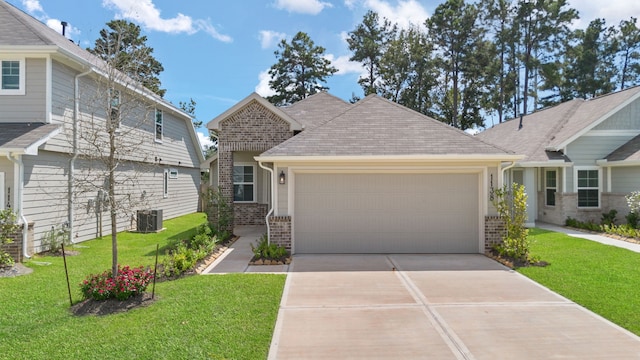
top-left (485, 249), bottom-right (548, 269)
top-left (70, 292), bottom-right (157, 316)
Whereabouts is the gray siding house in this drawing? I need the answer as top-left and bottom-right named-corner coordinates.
top-left (0, 1), bottom-right (204, 259)
top-left (207, 92), bottom-right (521, 254)
top-left (478, 86), bottom-right (640, 226)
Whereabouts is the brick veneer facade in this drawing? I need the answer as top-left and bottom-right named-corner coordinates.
top-left (212, 100), bottom-right (293, 228)
top-left (0, 223), bottom-right (34, 264)
top-left (268, 216), bottom-right (292, 250)
top-left (484, 216), bottom-right (505, 253)
top-left (537, 191), bottom-right (633, 226)
top-left (235, 203), bottom-right (269, 226)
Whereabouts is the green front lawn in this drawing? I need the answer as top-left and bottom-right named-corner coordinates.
top-left (0, 213), bottom-right (285, 359)
top-left (519, 228), bottom-right (640, 335)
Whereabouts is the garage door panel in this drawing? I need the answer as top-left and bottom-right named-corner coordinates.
top-left (295, 173), bottom-right (479, 254)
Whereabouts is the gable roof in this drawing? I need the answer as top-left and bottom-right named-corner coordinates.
top-left (477, 86), bottom-right (640, 164)
top-left (0, 123), bottom-right (60, 155)
top-left (0, 1), bottom-right (204, 164)
top-left (258, 95), bottom-right (517, 161)
top-left (280, 92), bottom-right (352, 129)
top-left (207, 93), bottom-right (303, 131)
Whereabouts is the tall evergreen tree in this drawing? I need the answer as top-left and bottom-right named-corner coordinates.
top-left (88, 20), bottom-right (165, 97)
top-left (618, 17), bottom-right (640, 89)
top-left (427, 0), bottom-right (486, 129)
top-left (347, 11), bottom-right (395, 96)
top-left (267, 32), bottom-right (337, 106)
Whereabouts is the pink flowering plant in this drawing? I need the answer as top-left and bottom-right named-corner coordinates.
top-left (79, 265), bottom-right (154, 301)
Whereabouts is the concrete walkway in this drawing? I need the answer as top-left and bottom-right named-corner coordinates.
top-left (202, 225), bottom-right (289, 274)
top-left (536, 222), bottom-right (640, 253)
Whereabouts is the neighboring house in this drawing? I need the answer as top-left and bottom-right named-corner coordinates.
top-left (0, 1), bottom-right (204, 260)
top-left (206, 92), bottom-right (521, 254)
top-left (477, 86), bottom-right (640, 227)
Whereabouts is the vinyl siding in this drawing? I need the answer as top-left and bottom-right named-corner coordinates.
top-left (611, 167), bottom-right (640, 193)
top-left (22, 150), bottom-right (199, 252)
top-left (0, 58), bottom-right (46, 122)
top-left (566, 135), bottom-right (636, 166)
top-left (593, 99), bottom-right (640, 130)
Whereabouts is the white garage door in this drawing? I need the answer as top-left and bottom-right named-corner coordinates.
top-left (294, 173), bottom-right (479, 253)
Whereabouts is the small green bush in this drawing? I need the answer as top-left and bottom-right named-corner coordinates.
top-left (42, 224), bottom-right (71, 253)
top-left (250, 234), bottom-right (288, 260)
top-left (601, 210), bottom-right (618, 226)
top-left (626, 212), bottom-right (639, 229)
top-left (0, 209), bottom-right (20, 268)
top-left (492, 183), bottom-right (530, 263)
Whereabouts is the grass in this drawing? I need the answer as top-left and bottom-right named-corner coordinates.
top-left (0, 213), bottom-right (285, 360)
top-left (518, 228), bottom-right (640, 335)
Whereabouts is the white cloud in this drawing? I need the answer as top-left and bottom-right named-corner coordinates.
top-left (569, 0), bottom-right (640, 29)
top-left (197, 131), bottom-right (214, 149)
top-left (21, 0), bottom-right (43, 13)
top-left (255, 70), bottom-right (276, 98)
top-left (46, 19), bottom-right (80, 38)
top-left (102, 0), bottom-right (232, 42)
top-left (259, 30), bottom-right (287, 49)
top-left (364, 0), bottom-right (429, 29)
top-left (344, 0), bottom-right (358, 10)
top-left (274, 0), bottom-right (333, 15)
top-left (325, 54), bottom-right (364, 75)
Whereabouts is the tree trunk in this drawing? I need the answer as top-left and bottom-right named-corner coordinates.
top-left (109, 130), bottom-right (118, 278)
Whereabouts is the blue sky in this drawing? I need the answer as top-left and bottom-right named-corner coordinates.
top-left (11, 0), bottom-right (640, 148)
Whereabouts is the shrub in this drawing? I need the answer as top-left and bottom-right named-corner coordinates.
top-left (0, 209), bottom-right (20, 268)
top-left (492, 183), bottom-right (530, 263)
top-left (205, 186), bottom-right (234, 234)
top-left (80, 265), bottom-right (153, 301)
top-left (42, 224), bottom-right (70, 253)
top-left (626, 212), bottom-right (639, 229)
top-left (250, 234), bottom-right (288, 260)
top-left (601, 210), bottom-right (618, 226)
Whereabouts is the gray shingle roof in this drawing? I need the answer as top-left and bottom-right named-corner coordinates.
top-left (262, 95), bottom-right (512, 157)
top-left (0, 123), bottom-right (60, 153)
top-left (606, 134), bottom-right (640, 162)
top-left (280, 92), bottom-right (352, 129)
top-left (477, 86), bottom-right (640, 163)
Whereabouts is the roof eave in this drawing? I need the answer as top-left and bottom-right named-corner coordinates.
top-left (513, 160), bottom-right (573, 168)
top-left (596, 159), bottom-right (640, 167)
top-left (255, 154), bottom-right (523, 163)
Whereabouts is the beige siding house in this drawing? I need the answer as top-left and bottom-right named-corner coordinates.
top-left (0, 1), bottom-right (204, 258)
top-left (207, 92), bottom-right (521, 254)
top-left (478, 86), bottom-right (640, 226)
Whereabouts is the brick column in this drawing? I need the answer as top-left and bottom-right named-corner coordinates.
top-left (1, 228), bottom-right (24, 264)
top-left (484, 216), bottom-right (505, 253)
top-left (268, 216), bottom-right (291, 251)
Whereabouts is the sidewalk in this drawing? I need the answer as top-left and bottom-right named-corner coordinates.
top-left (536, 222), bottom-right (640, 253)
top-left (202, 225), bottom-right (290, 274)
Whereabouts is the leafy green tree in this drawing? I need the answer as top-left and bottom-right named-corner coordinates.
top-left (347, 10), bottom-right (395, 96)
top-left (88, 20), bottom-right (166, 97)
top-left (617, 17), bottom-right (640, 89)
top-left (179, 98), bottom-right (200, 128)
top-left (267, 32), bottom-right (337, 106)
top-left (396, 27), bottom-right (438, 116)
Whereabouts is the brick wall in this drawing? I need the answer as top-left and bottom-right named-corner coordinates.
top-left (268, 216), bottom-right (291, 250)
top-left (210, 99), bottom-right (294, 229)
top-left (484, 216), bottom-right (505, 253)
top-left (0, 224), bottom-right (33, 264)
top-left (235, 203), bottom-right (268, 226)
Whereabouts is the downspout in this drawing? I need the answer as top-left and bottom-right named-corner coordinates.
top-left (500, 161), bottom-right (516, 188)
top-left (69, 69), bottom-right (93, 244)
top-left (258, 161), bottom-right (274, 245)
top-left (7, 154), bottom-right (29, 259)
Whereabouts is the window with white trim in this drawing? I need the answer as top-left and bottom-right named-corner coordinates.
top-left (545, 170), bottom-right (557, 206)
top-left (0, 59), bottom-right (25, 95)
top-left (233, 164), bottom-right (255, 202)
top-left (576, 168), bottom-right (600, 207)
top-left (155, 109), bottom-right (163, 142)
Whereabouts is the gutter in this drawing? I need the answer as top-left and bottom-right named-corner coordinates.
top-left (500, 161), bottom-right (517, 188)
top-left (69, 69), bottom-right (93, 244)
top-left (7, 154), bottom-right (29, 259)
top-left (257, 161), bottom-right (274, 245)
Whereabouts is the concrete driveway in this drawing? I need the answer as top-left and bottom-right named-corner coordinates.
top-left (268, 254), bottom-right (640, 359)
